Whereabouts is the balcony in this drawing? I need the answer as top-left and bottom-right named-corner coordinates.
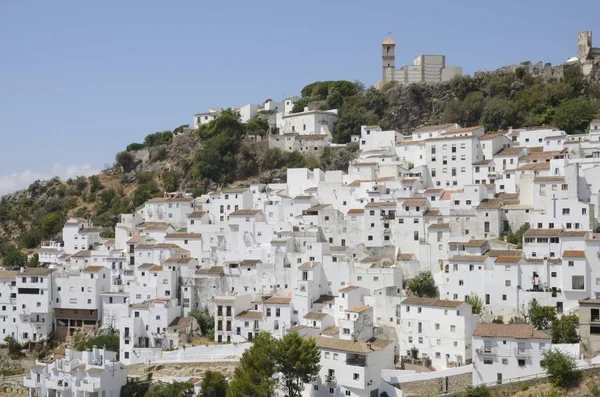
top-left (79, 380), bottom-right (101, 392)
top-left (23, 376), bottom-right (37, 388)
top-left (346, 357), bottom-right (367, 367)
top-left (476, 347), bottom-right (496, 355)
top-left (514, 348), bottom-right (531, 357)
top-left (326, 375), bottom-right (336, 383)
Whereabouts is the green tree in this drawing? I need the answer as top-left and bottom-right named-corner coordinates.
top-left (245, 118), bottom-right (270, 136)
top-left (28, 254), bottom-right (40, 268)
top-left (40, 212), bottom-right (63, 239)
top-left (162, 170), bottom-right (179, 193)
top-left (276, 332), bottom-right (321, 397)
top-left (199, 370), bottom-right (228, 397)
top-left (89, 175), bottom-right (103, 193)
top-left (333, 95), bottom-right (379, 143)
top-left (407, 271), bottom-right (437, 298)
top-left (227, 332), bottom-right (277, 397)
top-left (19, 230), bottom-right (42, 249)
top-left (325, 88), bottom-right (344, 110)
top-left (482, 98), bottom-right (519, 131)
top-left (528, 298), bottom-right (556, 330)
top-left (551, 313), bottom-right (579, 343)
top-left (554, 97), bottom-right (597, 134)
top-left (116, 151), bottom-right (137, 173)
top-left (466, 293), bottom-right (483, 315)
top-left (506, 222), bottom-right (530, 248)
top-left (144, 131), bottom-right (173, 147)
top-left (540, 349), bottom-right (578, 387)
top-left (126, 142), bottom-right (145, 152)
top-left (195, 110), bottom-right (245, 185)
top-left (3, 336), bottom-right (23, 359)
top-left (2, 249), bottom-right (27, 269)
top-left (188, 308), bottom-right (214, 338)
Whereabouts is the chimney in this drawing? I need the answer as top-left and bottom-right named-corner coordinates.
top-left (20, 267), bottom-right (25, 273)
top-left (92, 345), bottom-right (98, 360)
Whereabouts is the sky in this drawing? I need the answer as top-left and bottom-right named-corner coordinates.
top-left (0, 0), bottom-right (598, 195)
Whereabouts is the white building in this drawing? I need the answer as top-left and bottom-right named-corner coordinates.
top-left (24, 347), bottom-right (127, 397)
top-left (472, 323), bottom-right (550, 385)
top-left (399, 297), bottom-right (480, 370)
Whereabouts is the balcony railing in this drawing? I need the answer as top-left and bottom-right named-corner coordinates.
top-left (346, 358), bottom-right (366, 367)
top-left (514, 348), bottom-right (531, 357)
top-left (326, 375), bottom-right (336, 383)
top-left (476, 347), bottom-right (496, 355)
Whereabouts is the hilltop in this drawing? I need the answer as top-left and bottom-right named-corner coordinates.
top-left (1, 59), bottom-right (599, 265)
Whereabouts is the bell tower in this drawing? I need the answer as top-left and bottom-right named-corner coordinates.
top-left (382, 36), bottom-right (396, 83)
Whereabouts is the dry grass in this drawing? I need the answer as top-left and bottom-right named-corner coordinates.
top-left (190, 337), bottom-right (215, 346)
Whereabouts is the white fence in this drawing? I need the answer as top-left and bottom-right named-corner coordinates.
top-left (128, 343), bottom-right (252, 365)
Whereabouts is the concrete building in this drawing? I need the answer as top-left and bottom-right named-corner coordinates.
top-left (381, 37), bottom-right (462, 85)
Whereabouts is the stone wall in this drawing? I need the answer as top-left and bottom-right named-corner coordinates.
top-left (398, 372), bottom-right (472, 397)
top-left (448, 365), bottom-right (600, 397)
top-left (0, 375), bottom-right (28, 396)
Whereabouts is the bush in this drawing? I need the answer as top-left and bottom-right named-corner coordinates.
top-left (554, 97), bottom-right (598, 134)
top-left (407, 271), bottom-right (437, 298)
top-left (116, 151), bottom-right (136, 173)
top-left (189, 308), bottom-right (214, 338)
top-left (465, 385), bottom-right (491, 397)
top-left (4, 336), bottom-right (23, 358)
top-left (540, 349), bottom-right (578, 387)
top-left (2, 249), bottom-right (27, 269)
top-left (144, 131), bottom-right (173, 147)
top-left (150, 146), bottom-right (168, 162)
top-left (75, 331), bottom-right (120, 353)
top-left (89, 175), bottom-right (103, 194)
top-left (126, 142), bottom-right (145, 152)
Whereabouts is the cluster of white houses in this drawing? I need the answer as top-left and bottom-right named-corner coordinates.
top-left (8, 118), bottom-right (600, 396)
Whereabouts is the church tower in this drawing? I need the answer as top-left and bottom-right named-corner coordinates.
top-left (382, 36), bottom-right (396, 83)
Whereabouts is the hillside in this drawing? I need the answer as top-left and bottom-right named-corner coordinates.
top-left (1, 60), bottom-right (599, 267)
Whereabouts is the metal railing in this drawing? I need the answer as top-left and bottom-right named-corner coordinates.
top-left (475, 347), bottom-right (496, 355)
top-left (514, 348), bottom-right (531, 357)
top-left (346, 358), bottom-right (367, 367)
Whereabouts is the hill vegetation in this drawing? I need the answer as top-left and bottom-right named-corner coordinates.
top-left (1, 63), bottom-right (599, 266)
top-left (289, 65), bottom-right (599, 142)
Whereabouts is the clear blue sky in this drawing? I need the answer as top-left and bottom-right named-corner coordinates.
top-left (0, 0), bottom-right (597, 192)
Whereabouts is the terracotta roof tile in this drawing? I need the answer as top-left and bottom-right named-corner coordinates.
top-left (562, 250), bottom-right (585, 258)
top-left (229, 209), bottom-right (263, 216)
top-left (236, 310), bottom-right (264, 320)
top-left (304, 312), bottom-right (329, 320)
top-left (264, 296), bottom-right (292, 304)
top-left (308, 336), bottom-right (393, 353)
top-left (449, 255), bottom-right (488, 262)
top-left (494, 256), bottom-right (521, 263)
top-left (473, 323), bottom-right (549, 339)
top-left (346, 305), bottom-right (371, 313)
top-left (402, 297), bottom-right (463, 308)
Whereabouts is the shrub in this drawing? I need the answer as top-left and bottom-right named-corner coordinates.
top-left (540, 349), bottom-right (578, 387)
top-left (407, 271), bottom-right (437, 298)
top-left (126, 142), bottom-right (145, 152)
top-left (465, 385), bottom-right (491, 397)
top-left (4, 336), bottom-right (23, 358)
top-left (116, 151), bottom-right (136, 173)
